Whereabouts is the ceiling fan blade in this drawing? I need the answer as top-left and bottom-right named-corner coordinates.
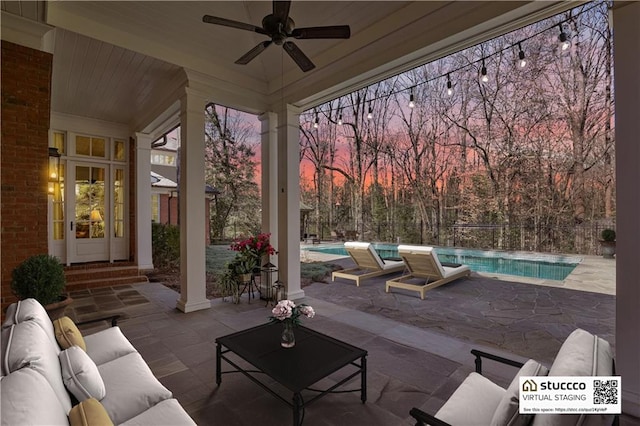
top-left (202, 15), bottom-right (267, 35)
top-left (292, 25), bottom-right (351, 39)
top-left (273, 1), bottom-right (291, 22)
top-left (283, 41), bottom-right (315, 72)
top-left (235, 41), bottom-right (272, 65)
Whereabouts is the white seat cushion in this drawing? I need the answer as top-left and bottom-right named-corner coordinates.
top-left (436, 372), bottom-right (506, 425)
top-left (120, 399), bottom-right (196, 426)
top-left (98, 352), bottom-right (172, 424)
top-left (0, 367), bottom-right (69, 426)
top-left (84, 326), bottom-right (137, 366)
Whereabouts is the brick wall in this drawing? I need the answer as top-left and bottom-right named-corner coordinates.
top-left (1, 41), bottom-right (53, 311)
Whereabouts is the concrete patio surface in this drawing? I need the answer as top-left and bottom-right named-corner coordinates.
top-left (66, 250), bottom-right (632, 425)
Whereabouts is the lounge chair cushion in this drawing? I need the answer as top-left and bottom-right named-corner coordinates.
top-left (435, 372), bottom-right (506, 425)
top-left (491, 359), bottom-right (549, 426)
top-left (120, 399), bottom-right (197, 425)
top-left (2, 298), bottom-right (59, 348)
top-left (84, 326), bottom-right (138, 366)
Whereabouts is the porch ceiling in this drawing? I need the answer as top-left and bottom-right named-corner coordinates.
top-left (2, 1), bottom-right (570, 127)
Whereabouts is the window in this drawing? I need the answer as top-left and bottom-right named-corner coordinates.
top-left (151, 153), bottom-right (176, 166)
top-left (114, 168), bottom-right (125, 237)
top-left (151, 194), bottom-right (160, 223)
top-left (76, 135), bottom-right (106, 158)
top-left (114, 140), bottom-right (126, 161)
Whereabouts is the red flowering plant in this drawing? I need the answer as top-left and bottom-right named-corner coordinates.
top-left (230, 233), bottom-right (276, 264)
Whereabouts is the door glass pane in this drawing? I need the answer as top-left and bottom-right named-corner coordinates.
top-left (114, 168), bottom-right (124, 238)
top-left (76, 136), bottom-right (90, 156)
top-left (75, 165), bottom-right (105, 239)
top-left (52, 163), bottom-right (65, 240)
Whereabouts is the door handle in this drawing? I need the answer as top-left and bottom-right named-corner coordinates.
top-left (70, 221), bottom-right (74, 231)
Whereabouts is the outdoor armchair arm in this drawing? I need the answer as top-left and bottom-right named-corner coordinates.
top-left (409, 407), bottom-right (452, 426)
top-left (470, 348), bottom-right (524, 375)
top-left (76, 315), bottom-right (120, 328)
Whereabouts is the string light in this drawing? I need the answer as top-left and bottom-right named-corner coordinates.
top-left (302, 3), bottom-right (598, 123)
top-left (518, 43), bottom-right (526, 68)
top-left (481, 58), bottom-right (489, 83)
top-left (313, 114), bottom-right (319, 128)
top-left (558, 24), bottom-right (570, 50)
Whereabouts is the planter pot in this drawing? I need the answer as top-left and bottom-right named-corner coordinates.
top-left (44, 295), bottom-right (73, 320)
top-left (600, 241), bottom-right (616, 259)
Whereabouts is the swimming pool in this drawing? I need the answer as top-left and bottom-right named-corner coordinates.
top-left (304, 244), bottom-right (582, 281)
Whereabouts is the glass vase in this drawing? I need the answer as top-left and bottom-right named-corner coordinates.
top-left (281, 321), bottom-right (295, 348)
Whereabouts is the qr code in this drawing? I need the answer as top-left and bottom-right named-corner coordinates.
top-left (594, 379), bottom-right (618, 404)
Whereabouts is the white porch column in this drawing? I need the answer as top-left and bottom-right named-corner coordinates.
top-left (176, 88), bottom-right (211, 313)
top-left (613, 2), bottom-right (640, 418)
top-left (277, 104), bottom-right (304, 300)
top-left (259, 112), bottom-right (278, 250)
top-left (135, 133), bottom-right (153, 270)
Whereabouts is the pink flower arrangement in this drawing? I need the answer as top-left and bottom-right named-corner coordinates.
top-left (230, 232), bottom-right (276, 260)
top-left (270, 300), bottom-right (315, 326)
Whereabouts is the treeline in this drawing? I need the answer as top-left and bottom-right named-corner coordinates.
top-left (299, 1), bottom-right (614, 254)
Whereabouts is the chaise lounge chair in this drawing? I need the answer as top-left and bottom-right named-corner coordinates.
top-left (385, 245), bottom-right (470, 299)
top-left (331, 242), bottom-right (405, 286)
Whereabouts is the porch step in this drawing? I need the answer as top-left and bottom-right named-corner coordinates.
top-left (64, 264), bottom-right (148, 292)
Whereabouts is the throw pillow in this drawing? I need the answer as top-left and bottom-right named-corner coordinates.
top-left (69, 398), bottom-right (114, 426)
top-left (490, 359), bottom-right (549, 426)
top-left (54, 316), bottom-right (87, 351)
top-left (60, 345), bottom-right (106, 402)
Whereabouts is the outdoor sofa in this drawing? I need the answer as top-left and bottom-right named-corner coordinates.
top-left (1, 298), bottom-right (195, 425)
top-left (410, 328), bottom-right (616, 426)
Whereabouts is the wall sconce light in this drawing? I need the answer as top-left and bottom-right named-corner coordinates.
top-left (48, 147), bottom-right (61, 194)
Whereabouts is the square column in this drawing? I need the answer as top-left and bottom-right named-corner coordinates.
top-left (613, 1), bottom-right (640, 417)
top-left (277, 104), bottom-right (304, 300)
top-left (176, 88), bottom-right (211, 313)
top-left (259, 112), bottom-right (278, 248)
top-left (135, 133), bottom-right (153, 270)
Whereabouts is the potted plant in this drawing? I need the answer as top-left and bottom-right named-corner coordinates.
top-left (232, 255), bottom-right (257, 284)
top-left (10, 254), bottom-right (71, 319)
top-left (599, 229), bottom-right (616, 259)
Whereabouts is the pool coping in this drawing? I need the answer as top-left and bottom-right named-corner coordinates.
top-left (300, 243), bottom-right (616, 295)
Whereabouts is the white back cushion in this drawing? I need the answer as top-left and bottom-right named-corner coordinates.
top-left (2, 298), bottom-right (58, 349)
top-left (0, 367), bottom-right (69, 426)
top-left (3, 321), bottom-right (73, 413)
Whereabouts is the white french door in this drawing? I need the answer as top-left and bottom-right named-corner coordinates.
top-left (66, 161), bottom-right (110, 263)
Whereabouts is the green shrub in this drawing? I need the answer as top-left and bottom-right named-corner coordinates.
top-left (152, 223), bottom-right (180, 269)
top-left (601, 229), bottom-right (616, 242)
top-left (11, 254), bottom-right (66, 305)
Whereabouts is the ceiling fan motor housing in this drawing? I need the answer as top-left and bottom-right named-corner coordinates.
top-left (262, 14), bottom-right (295, 45)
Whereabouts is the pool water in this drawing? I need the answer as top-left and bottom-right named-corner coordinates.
top-left (305, 244), bottom-right (581, 281)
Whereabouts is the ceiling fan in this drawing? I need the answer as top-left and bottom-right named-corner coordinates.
top-left (202, 0), bottom-right (350, 72)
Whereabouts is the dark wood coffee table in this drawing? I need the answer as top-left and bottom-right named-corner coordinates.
top-left (216, 322), bottom-right (367, 425)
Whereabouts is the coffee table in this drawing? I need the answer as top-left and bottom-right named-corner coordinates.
top-left (216, 323), bottom-right (367, 425)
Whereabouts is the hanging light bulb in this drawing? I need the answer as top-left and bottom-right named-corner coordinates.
top-left (408, 88), bottom-right (415, 108)
top-left (337, 110), bottom-right (343, 126)
top-left (446, 74), bottom-right (453, 96)
top-left (518, 43), bottom-right (526, 68)
top-left (558, 24), bottom-right (570, 51)
top-left (367, 103), bottom-right (373, 120)
top-left (481, 59), bottom-right (489, 83)
top-left (313, 113), bottom-right (319, 129)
